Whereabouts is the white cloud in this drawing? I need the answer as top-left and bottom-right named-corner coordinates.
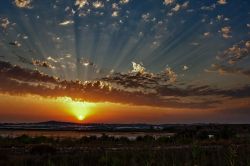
top-left (112, 11), bottom-right (119, 17)
top-left (0, 18), bottom-right (10, 29)
top-left (119, 0), bottom-right (129, 4)
top-left (142, 13), bottom-right (150, 22)
top-left (59, 20), bottom-right (74, 26)
top-left (203, 32), bottom-right (210, 37)
top-left (220, 26), bottom-right (232, 39)
top-left (112, 3), bottom-right (119, 10)
top-left (131, 62), bottom-right (145, 74)
top-left (93, 1), bottom-right (104, 8)
top-left (75, 0), bottom-right (89, 9)
top-left (183, 65), bottom-right (189, 71)
top-left (246, 41), bottom-right (250, 48)
top-left (217, 15), bottom-right (223, 21)
top-left (172, 4), bottom-right (180, 12)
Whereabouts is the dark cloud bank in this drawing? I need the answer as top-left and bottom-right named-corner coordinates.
top-left (1, 60), bottom-right (250, 109)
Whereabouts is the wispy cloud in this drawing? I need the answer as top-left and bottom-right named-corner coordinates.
top-left (32, 60), bottom-right (55, 69)
top-left (59, 20), bottom-right (74, 26)
top-left (217, 0), bottom-right (227, 5)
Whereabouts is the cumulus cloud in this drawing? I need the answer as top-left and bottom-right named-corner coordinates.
top-left (183, 65), bottom-right (189, 71)
top-left (220, 26), bottom-right (232, 39)
top-left (112, 11), bottom-right (119, 17)
top-left (141, 13), bottom-right (150, 22)
top-left (112, 3), bottom-right (119, 10)
top-left (217, 40), bottom-right (250, 65)
top-left (203, 32), bottom-right (210, 37)
top-left (131, 62), bottom-right (145, 74)
top-left (0, 18), bottom-right (10, 29)
top-left (165, 67), bottom-right (177, 83)
top-left (92, 1), bottom-right (104, 8)
top-left (14, 0), bottom-right (32, 8)
top-left (75, 0), bottom-right (89, 9)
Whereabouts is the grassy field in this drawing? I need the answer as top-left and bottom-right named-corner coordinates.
top-left (0, 128), bottom-right (250, 166)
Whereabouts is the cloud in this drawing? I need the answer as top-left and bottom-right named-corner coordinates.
top-left (131, 62), bottom-right (145, 74)
top-left (112, 11), bottom-right (119, 17)
top-left (79, 58), bottom-right (95, 67)
top-left (142, 13), bottom-right (150, 22)
top-left (203, 32), bottom-right (210, 37)
top-left (32, 60), bottom-right (55, 69)
top-left (9, 41), bottom-right (21, 47)
top-left (217, 0), bottom-right (227, 5)
top-left (200, 4), bottom-right (216, 11)
top-left (205, 64), bottom-right (250, 77)
top-left (119, 0), bottom-right (129, 4)
top-left (220, 26), bottom-right (232, 39)
top-left (163, 0), bottom-right (175, 6)
top-left (59, 20), bottom-right (74, 26)
top-left (14, 0), bottom-right (32, 9)
top-left (75, 0), bottom-right (89, 9)
top-left (172, 4), bottom-right (181, 12)
top-left (183, 65), bottom-right (189, 71)
top-left (112, 3), bottom-right (119, 10)
top-left (92, 1), bottom-right (104, 8)
top-left (0, 18), bottom-right (10, 29)
top-left (169, 1), bottom-right (189, 14)
top-left (165, 67), bottom-right (177, 83)
top-left (217, 40), bottom-right (250, 65)
top-left (1, 61), bottom-right (250, 109)
top-left (182, 1), bottom-right (189, 9)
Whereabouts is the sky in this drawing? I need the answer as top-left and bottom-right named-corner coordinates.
top-left (0, 0), bottom-right (249, 123)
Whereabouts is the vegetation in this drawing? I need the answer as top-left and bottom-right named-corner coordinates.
top-left (0, 125), bottom-right (250, 166)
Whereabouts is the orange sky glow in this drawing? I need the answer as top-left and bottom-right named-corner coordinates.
top-left (1, 93), bottom-right (249, 124)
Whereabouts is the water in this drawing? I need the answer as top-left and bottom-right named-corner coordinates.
top-left (0, 130), bottom-right (175, 140)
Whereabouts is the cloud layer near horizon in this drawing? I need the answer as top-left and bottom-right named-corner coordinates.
top-left (1, 60), bottom-right (250, 109)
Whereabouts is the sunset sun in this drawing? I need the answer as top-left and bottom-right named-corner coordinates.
top-left (56, 97), bottom-right (96, 122)
top-left (77, 115), bottom-right (85, 121)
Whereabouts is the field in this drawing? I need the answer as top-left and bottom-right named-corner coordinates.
top-left (0, 124), bottom-right (250, 166)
